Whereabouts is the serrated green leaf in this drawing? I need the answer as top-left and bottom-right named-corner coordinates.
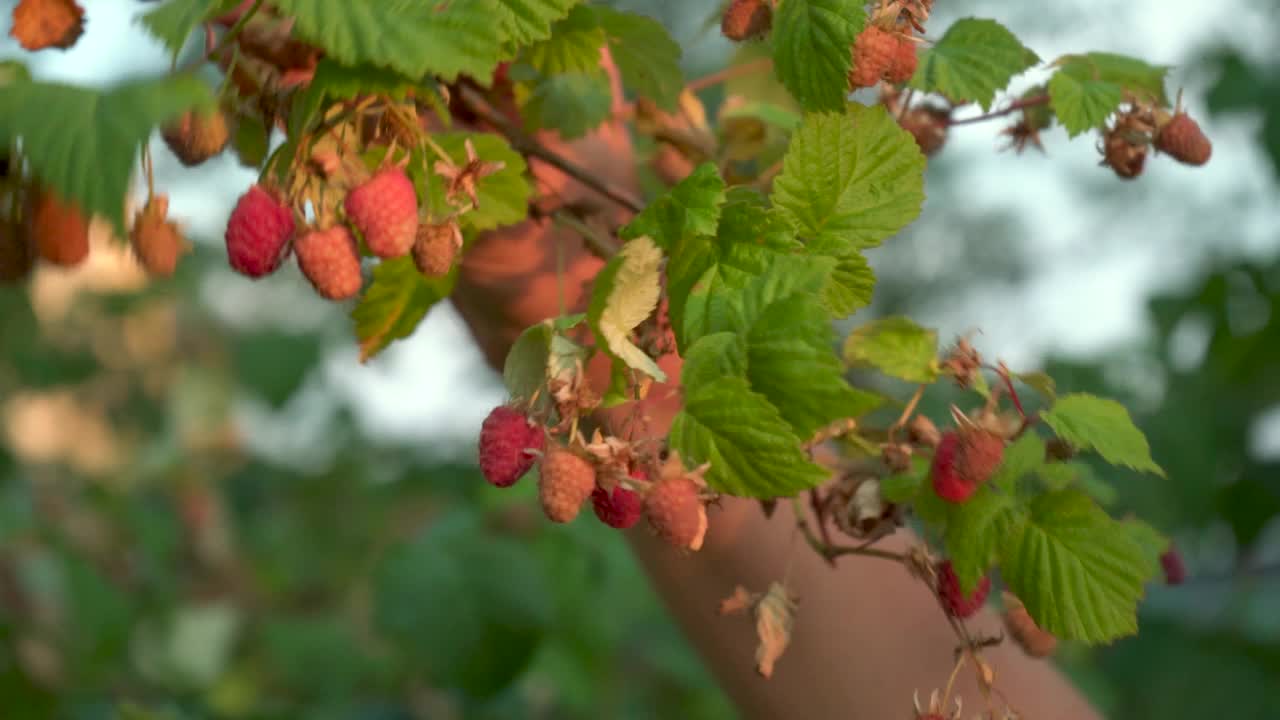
top-left (273, 0), bottom-right (505, 83)
top-left (0, 76), bottom-right (214, 235)
top-left (909, 18), bottom-right (1039, 111)
top-left (772, 104), bottom-right (926, 250)
top-left (1016, 370), bottom-right (1057, 402)
top-left (772, 0), bottom-right (865, 112)
top-left (679, 332), bottom-right (747, 391)
top-left (842, 316), bottom-right (938, 383)
top-left (504, 323), bottom-right (554, 402)
top-left (519, 72), bottom-right (614, 140)
top-left (424, 133), bottom-right (531, 231)
top-left (522, 6), bottom-right (605, 75)
top-left (670, 376), bottom-right (828, 498)
top-left (946, 486), bottom-right (1022, 593)
top-left (1047, 62), bottom-right (1123, 138)
top-left (138, 0), bottom-right (220, 63)
top-left (621, 162), bottom-right (725, 250)
top-left (1041, 393), bottom-right (1164, 476)
top-left (352, 258), bottom-right (456, 363)
top-left (1038, 461), bottom-right (1117, 506)
top-left (587, 236), bottom-right (665, 381)
top-left (808, 237), bottom-right (876, 317)
top-left (1121, 517), bottom-right (1171, 573)
top-left (588, 7), bottom-right (684, 111)
top-left (1059, 52), bottom-right (1170, 105)
top-left (991, 432), bottom-right (1046, 493)
top-left (498, 0), bottom-right (581, 46)
top-left (1000, 489), bottom-right (1153, 644)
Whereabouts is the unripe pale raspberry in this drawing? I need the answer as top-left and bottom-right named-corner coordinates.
top-left (28, 187), bottom-right (89, 267)
top-left (0, 219), bottom-right (34, 283)
top-left (645, 476), bottom-right (707, 551)
top-left (721, 0), bottom-right (771, 41)
top-left (1154, 113), bottom-right (1211, 166)
top-left (295, 225), bottom-right (363, 300)
top-left (849, 26), bottom-right (896, 89)
top-left (411, 220), bottom-right (459, 278)
top-left (478, 406), bottom-right (543, 488)
top-left (344, 168), bottom-right (418, 259)
top-left (130, 194), bottom-right (187, 278)
top-left (9, 0), bottom-right (84, 52)
top-left (1001, 592), bottom-right (1057, 658)
top-left (885, 34), bottom-right (918, 84)
top-left (936, 560), bottom-right (990, 618)
top-left (592, 485), bottom-right (643, 529)
top-left (539, 447), bottom-right (596, 523)
top-left (225, 184), bottom-right (295, 278)
top-left (162, 109), bottom-right (231, 167)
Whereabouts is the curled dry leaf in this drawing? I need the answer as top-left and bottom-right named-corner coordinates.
top-left (718, 585), bottom-right (757, 616)
top-left (754, 581), bottom-right (797, 679)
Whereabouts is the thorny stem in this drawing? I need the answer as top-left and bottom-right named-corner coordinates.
top-left (947, 94), bottom-right (1050, 127)
top-left (457, 87), bottom-right (644, 214)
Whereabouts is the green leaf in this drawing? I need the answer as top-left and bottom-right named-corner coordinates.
top-left (231, 113), bottom-right (269, 167)
top-left (842, 316), bottom-right (938, 383)
top-left (352, 258), bottom-right (456, 363)
top-left (909, 18), bottom-right (1039, 111)
top-left (1060, 52), bottom-right (1170, 105)
top-left (588, 6), bottom-right (684, 111)
top-left (990, 432), bottom-right (1046, 493)
top-left (138, 0), bottom-right (220, 63)
top-left (423, 133), bottom-right (531, 231)
top-left (522, 6), bottom-right (605, 75)
top-left (678, 332), bottom-right (746, 390)
top-left (1016, 370), bottom-right (1057, 402)
top-left (1121, 517), bottom-right (1171, 573)
top-left (999, 489), bottom-right (1154, 644)
top-left (504, 322), bottom-right (554, 403)
top-left (290, 59), bottom-right (417, 138)
top-left (498, 0), bottom-right (581, 46)
top-left (273, 0), bottom-right (506, 83)
top-left (946, 486), bottom-right (1022, 593)
top-left (1047, 62), bottom-right (1123, 138)
top-left (772, 104), bottom-right (926, 250)
top-left (1041, 393), bottom-right (1164, 476)
top-left (670, 375), bottom-right (828, 498)
top-left (772, 0), bottom-right (865, 112)
top-left (0, 60), bottom-right (30, 86)
top-left (621, 162), bottom-right (726, 250)
top-left (0, 76), bottom-right (214, 235)
top-left (587, 236), bottom-right (666, 381)
top-left (808, 237), bottom-right (876, 317)
top-left (1038, 461), bottom-right (1117, 506)
top-left (881, 456), bottom-right (929, 504)
top-left (518, 72), bottom-right (614, 140)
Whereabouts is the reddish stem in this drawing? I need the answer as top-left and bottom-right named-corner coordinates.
top-left (947, 94), bottom-right (1050, 127)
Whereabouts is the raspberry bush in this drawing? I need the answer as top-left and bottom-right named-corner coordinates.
top-left (0, 0), bottom-right (1226, 715)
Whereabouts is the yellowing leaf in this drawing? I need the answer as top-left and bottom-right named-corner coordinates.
top-left (587, 236), bottom-right (666, 381)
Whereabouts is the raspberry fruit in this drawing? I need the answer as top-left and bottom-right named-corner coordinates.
top-left (593, 485), bottom-right (643, 529)
top-left (411, 220), bottom-right (461, 278)
top-left (295, 225), bottom-right (363, 301)
top-left (1154, 112), bottom-right (1211, 166)
top-left (130, 194), bottom-right (187, 278)
top-left (344, 168), bottom-right (418, 259)
top-left (225, 184), bottom-right (295, 277)
top-left (936, 560), bottom-right (990, 618)
top-left (721, 0), bottom-right (772, 41)
top-left (885, 34), bottom-right (918, 84)
top-left (28, 187), bottom-right (89, 267)
top-left (9, 0), bottom-right (84, 52)
top-left (161, 109), bottom-right (231, 167)
top-left (1102, 130), bottom-right (1147, 179)
top-left (849, 26), bottom-right (896, 89)
top-left (538, 447), bottom-right (596, 523)
top-left (1160, 546), bottom-right (1186, 585)
top-left (898, 106), bottom-right (949, 156)
top-left (645, 476), bottom-right (707, 551)
top-left (478, 405), bottom-right (543, 488)
top-left (1001, 592), bottom-right (1057, 658)
top-left (0, 219), bottom-right (34, 283)
top-left (931, 428), bottom-right (1004, 503)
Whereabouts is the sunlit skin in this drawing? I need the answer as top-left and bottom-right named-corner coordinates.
top-left (450, 57), bottom-right (1102, 720)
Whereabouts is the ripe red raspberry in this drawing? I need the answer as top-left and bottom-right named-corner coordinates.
top-left (161, 109), bottom-right (230, 167)
top-left (539, 447), bottom-right (596, 523)
top-left (931, 428), bottom-right (1004, 503)
top-left (936, 560), bottom-right (990, 618)
top-left (130, 194), bottom-right (187, 277)
top-left (344, 167), bottom-right (418, 259)
top-left (9, 0), bottom-right (84, 52)
top-left (645, 476), bottom-right (707, 550)
top-left (28, 187), bottom-right (88, 267)
top-left (849, 26), bottom-right (896, 89)
top-left (593, 484), bottom-right (643, 529)
top-left (411, 220), bottom-right (460, 277)
top-left (1160, 546), bottom-right (1186, 585)
top-left (295, 225), bottom-right (363, 300)
top-left (225, 184), bottom-right (295, 278)
top-left (1154, 112), bottom-right (1211, 166)
top-left (478, 405), bottom-right (543, 488)
top-left (721, 0), bottom-right (772, 41)
top-left (885, 34), bottom-right (918, 84)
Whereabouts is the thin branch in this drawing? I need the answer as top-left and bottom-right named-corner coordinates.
top-left (947, 94), bottom-right (1050, 127)
top-left (181, 0), bottom-right (264, 73)
top-left (550, 208), bottom-right (621, 259)
top-left (686, 57), bottom-right (774, 94)
top-left (457, 87), bottom-right (644, 214)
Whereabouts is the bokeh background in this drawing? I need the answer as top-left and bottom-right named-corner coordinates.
top-left (1, 0), bottom-right (1278, 718)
